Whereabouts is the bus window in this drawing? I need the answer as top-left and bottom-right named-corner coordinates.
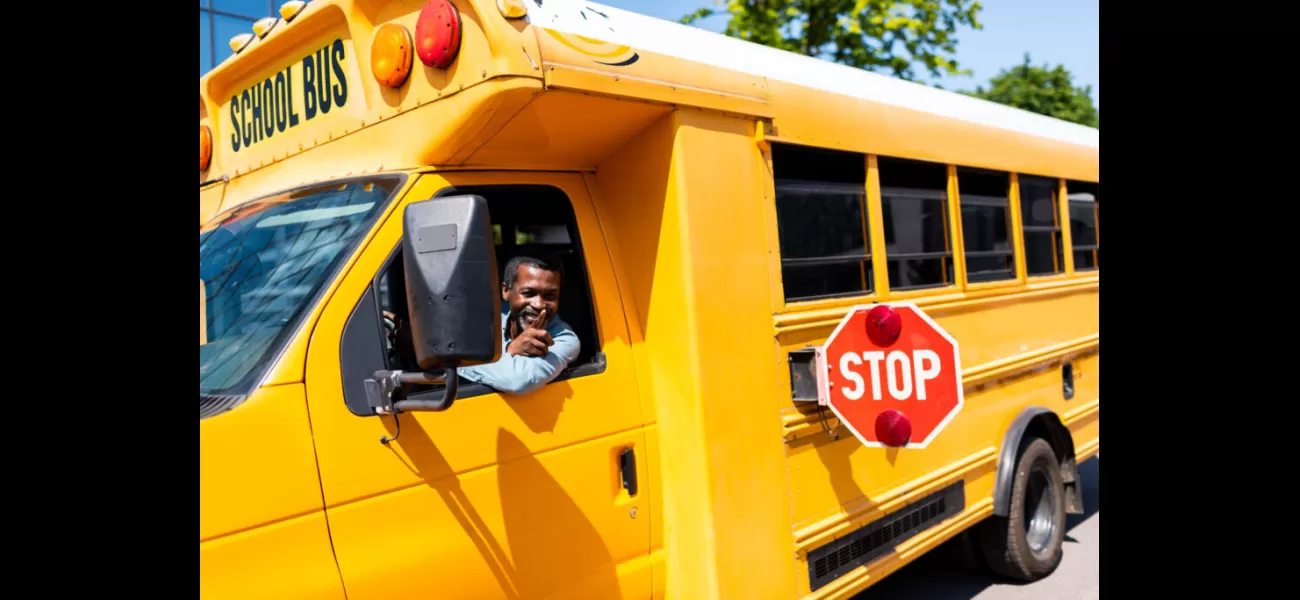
top-left (339, 185), bottom-right (602, 415)
top-left (956, 167), bottom-right (1016, 283)
top-left (1018, 174), bottom-right (1064, 276)
top-left (771, 142), bottom-right (871, 302)
top-left (199, 177), bottom-right (401, 400)
top-left (877, 156), bottom-right (953, 291)
top-left (1066, 181), bottom-right (1099, 270)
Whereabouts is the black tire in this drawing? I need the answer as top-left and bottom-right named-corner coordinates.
top-left (976, 436), bottom-right (1066, 581)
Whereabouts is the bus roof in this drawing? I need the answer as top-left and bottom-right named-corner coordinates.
top-left (199, 0), bottom-right (1097, 210)
top-left (531, 1), bottom-right (1098, 150)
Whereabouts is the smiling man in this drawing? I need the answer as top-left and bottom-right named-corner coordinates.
top-left (458, 255), bottom-right (581, 395)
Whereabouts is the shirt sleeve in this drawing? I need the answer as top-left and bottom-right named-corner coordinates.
top-left (459, 326), bottom-right (582, 395)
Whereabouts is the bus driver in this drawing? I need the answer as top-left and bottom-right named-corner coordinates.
top-left (457, 255), bottom-right (581, 395)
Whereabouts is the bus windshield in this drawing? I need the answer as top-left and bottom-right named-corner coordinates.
top-left (199, 176), bottom-right (404, 399)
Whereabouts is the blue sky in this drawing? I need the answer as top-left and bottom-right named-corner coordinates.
top-left (602, 0), bottom-right (1099, 108)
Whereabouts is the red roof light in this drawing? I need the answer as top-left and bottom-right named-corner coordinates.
top-left (415, 0), bottom-right (462, 69)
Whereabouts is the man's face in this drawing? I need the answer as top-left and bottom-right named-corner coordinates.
top-left (504, 264), bottom-right (561, 332)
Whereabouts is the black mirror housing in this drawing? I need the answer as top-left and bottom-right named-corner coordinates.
top-left (401, 194), bottom-right (501, 370)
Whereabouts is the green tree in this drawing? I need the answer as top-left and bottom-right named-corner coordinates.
top-left (963, 53), bottom-right (1098, 128)
top-left (678, 0), bottom-right (984, 82)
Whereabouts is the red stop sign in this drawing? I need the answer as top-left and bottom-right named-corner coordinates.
top-left (814, 302), bottom-right (964, 449)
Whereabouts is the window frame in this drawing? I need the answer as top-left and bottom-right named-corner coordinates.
top-left (773, 177), bottom-right (875, 303)
top-left (1016, 174), bottom-right (1066, 278)
top-left (1067, 193), bottom-right (1099, 272)
top-left (877, 183), bottom-right (956, 293)
top-left (764, 141), bottom-right (1097, 318)
top-left (952, 165), bottom-right (1019, 287)
top-left (200, 173), bottom-right (409, 415)
top-left (337, 184), bottom-right (609, 417)
top-left (958, 191), bottom-right (1019, 285)
top-left (766, 141), bottom-right (880, 309)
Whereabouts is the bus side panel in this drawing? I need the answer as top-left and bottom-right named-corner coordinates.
top-left (776, 284), bottom-right (1096, 596)
top-left (200, 383), bottom-right (344, 600)
top-left (200, 513), bottom-right (344, 600)
top-left (930, 284), bottom-right (1098, 372)
top-left (669, 109), bottom-right (802, 600)
top-left (778, 287), bottom-right (1096, 518)
top-left (1064, 351), bottom-right (1099, 461)
top-left (303, 172), bottom-right (653, 600)
top-left (782, 350), bottom-right (1094, 598)
top-left (591, 110), bottom-right (801, 600)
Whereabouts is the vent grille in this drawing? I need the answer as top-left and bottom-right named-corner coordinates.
top-left (200, 394), bottom-right (246, 419)
top-left (807, 481), bottom-right (965, 591)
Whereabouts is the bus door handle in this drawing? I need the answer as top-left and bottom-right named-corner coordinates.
top-left (619, 447), bottom-right (638, 496)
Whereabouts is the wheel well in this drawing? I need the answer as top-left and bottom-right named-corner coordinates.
top-left (1023, 414), bottom-right (1074, 465)
top-left (991, 408), bottom-right (1077, 517)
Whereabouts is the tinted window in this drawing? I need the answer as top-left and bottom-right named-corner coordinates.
top-left (957, 167), bottom-right (1016, 283)
top-left (1066, 180), bottom-right (1099, 270)
top-left (878, 156), bottom-right (953, 290)
top-left (1019, 175), bottom-right (1064, 276)
top-left (200, 176), bottom-right (402, 397)
top-left (771, 143), bottom-right (871, 302)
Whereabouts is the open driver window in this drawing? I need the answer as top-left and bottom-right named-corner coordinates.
top-left (338, 184), bottom-right (605, 416)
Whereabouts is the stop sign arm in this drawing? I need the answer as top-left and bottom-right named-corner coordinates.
top-left (813, 346), bottom-right (831, 407)
top-left (803, 302), bottom-right (964, 450)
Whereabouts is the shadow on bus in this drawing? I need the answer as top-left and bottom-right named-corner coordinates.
top-left (852, 454), bottom-right (1099, 600)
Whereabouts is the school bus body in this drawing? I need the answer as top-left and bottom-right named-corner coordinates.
top-left (199, 1), bottom-right (1098, 599)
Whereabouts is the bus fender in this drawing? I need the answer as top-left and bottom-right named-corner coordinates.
top-left (991, 407), bottom-right (1083, 517)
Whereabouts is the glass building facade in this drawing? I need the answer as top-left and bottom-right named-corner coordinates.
top-left (200, 1), bottom-right (279, 77)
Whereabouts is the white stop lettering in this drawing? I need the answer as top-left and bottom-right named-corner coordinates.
top-left (838, 349), bottom-right (941, 400)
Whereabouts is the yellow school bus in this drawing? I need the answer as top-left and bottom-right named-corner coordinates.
top-left (198, 1), bottom-right (1099, 598)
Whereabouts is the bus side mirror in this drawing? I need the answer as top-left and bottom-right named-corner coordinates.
top-left (364, 194), bottom-right (500, 424)
top-left (402, 194), bottom-right (502, 370)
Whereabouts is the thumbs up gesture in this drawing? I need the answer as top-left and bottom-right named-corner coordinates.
top-left (507, 308), bottom-right (554, 357)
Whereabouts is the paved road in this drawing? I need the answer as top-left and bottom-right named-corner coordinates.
top-left (855, 455), bottom-right (1099, 600)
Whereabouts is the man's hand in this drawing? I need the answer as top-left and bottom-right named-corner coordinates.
top-left (507, 309), bottom-right (554, 357)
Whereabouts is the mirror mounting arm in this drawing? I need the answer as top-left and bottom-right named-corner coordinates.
top-left (364, 367), bottom-right (460, 416)
top-left (393, 369), bottom-right (459, 412)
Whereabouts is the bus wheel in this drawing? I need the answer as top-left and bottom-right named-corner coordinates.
top-left (977, 436), bottom-right (1066, 581)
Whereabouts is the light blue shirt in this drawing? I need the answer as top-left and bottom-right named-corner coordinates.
top-left (458, 307), bottom-right (581, 395)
